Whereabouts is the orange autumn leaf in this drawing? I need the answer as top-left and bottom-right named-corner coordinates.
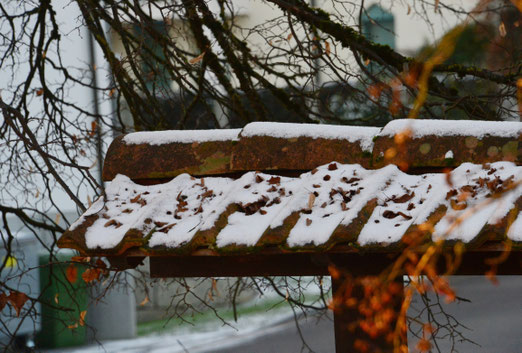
top-left (485, 269), bottom-right (499, 285)
top-left (139, 295), bottom-right (149, 306)
top-left (108, 88), bottom-right (116, 98)
top-left (82, 268), bottom-right (101, 283)
top-left (423, 323), bottom-right (434, 336)
top-left (403, 67), bottom-right (420, 88)
top-left (7, 291), bottom-right (29, 317)
top-left (328, 265), bottom-right (341, 280)
top-left (389, 99), bottom-right (402, 116)
top-left (66, 263), bottom-right (78, 284)
top-left (353, 339), bottom-right (369, 352)
top-left (368, 83), bottom-right (384, 100)
top-left (189, 52), bottom-right (205, 64)
top-left (89, 121), bottom-right (97, 137)
top-left (79, 310), bottom-right (87, 326)
top-left (416, 338), bottom-right (432, 352)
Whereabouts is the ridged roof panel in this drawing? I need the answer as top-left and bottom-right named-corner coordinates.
top-left (59, 161), bottom-right (522, 256)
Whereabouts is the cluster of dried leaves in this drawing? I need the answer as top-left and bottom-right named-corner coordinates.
top-left (66, 257), bottom-right (109, 285)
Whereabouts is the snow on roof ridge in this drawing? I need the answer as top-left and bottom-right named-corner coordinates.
top-left (120, 119), bottom-right (521, 148)
top-left (123, 129), bottom-right (241, 145)
top-left (379, 119), bottom-right (522, 139)
top-left (240, 122), bottom-right (381, 152)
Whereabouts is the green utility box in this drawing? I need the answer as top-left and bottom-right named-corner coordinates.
top-left (37, 252), bottom-right (88, 348)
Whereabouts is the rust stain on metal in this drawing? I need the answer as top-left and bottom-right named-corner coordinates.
top-left (103, 136), bottom-right (235, 181)
top-left (231, 135), bottom-right (373, 172)
top-left (373, 135), bottom-right (521, 169)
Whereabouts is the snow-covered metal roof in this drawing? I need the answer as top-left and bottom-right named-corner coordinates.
top-left (61, 161), bottom-right (521, 256)
top-left (58, 119), bottom-right (522, 257)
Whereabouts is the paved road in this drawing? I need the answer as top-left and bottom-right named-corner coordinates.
top-left (211, 312), bottom-right (335, 353)
top-left (208, 276), bottom-right (522, 353)
top-left (410, 276), bottom-right (522, 353)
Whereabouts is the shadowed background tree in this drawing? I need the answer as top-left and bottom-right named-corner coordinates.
top-left (77, 0), bottom-right (521, 132)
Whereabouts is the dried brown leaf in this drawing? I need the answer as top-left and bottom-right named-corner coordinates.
top-left (7, 291), bottom-right (29, 317)
top-left (416, 338), bottom-right (431, 352)
top-left (104, 219), bottom-right (122, 228)
top-left (382, 210), bottom-right (412, 220)
top-left (108, 88), bottom-right (116, 98)
top-left (450, 199), bottom-right (467, 210)
top-left (79, 310), bottom-right (87, 326)
top-left (308, 193), bottom-right (316, 209)
top-left (189, 52), bottom-right (206, 64)
top-left (391, 192), bottom-right (415, 203)
top-left (89, 121), bottom-right (97, 137)
top-left (139, 295), bottom-right (149, 306)
top-left (268, 176), bottom-right (281, 185)
top-left (82, 268), bottom-right (101, 283)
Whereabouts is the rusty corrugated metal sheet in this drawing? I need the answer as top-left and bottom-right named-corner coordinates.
top-left (102, 132), bottom-right (239, 181)
top-left (101, 120), bottom-right (521, 182)
top-left (59, 161), bottom-right (522, 256)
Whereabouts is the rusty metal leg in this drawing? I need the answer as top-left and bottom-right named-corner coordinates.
top-left (332, 276), bottom-right (406, 353)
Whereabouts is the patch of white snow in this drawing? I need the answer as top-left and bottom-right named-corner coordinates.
top-left (123, 129), bottom-right (241, 145)
top-left (241, 122), bottom-right (380, 152)
top-left (379, 119), bottom-right (522, 139)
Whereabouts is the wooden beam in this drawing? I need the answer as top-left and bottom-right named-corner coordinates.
top-left (147, 250), bottom-right (522, 278)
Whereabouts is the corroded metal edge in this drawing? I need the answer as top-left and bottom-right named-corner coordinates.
top-left (102, 124), bottom-right (521, 182)
top-left (102, 135), bottom-right (237, 181)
